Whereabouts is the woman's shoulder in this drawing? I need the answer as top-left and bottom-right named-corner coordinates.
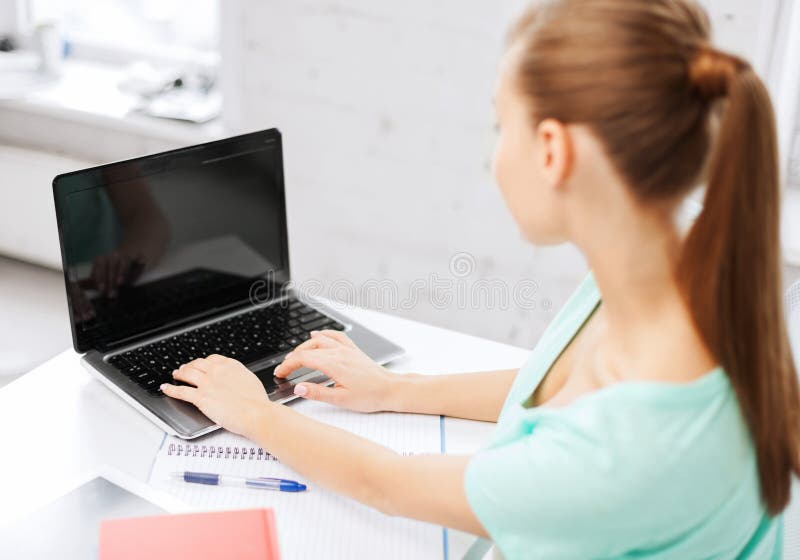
top-left (469, 372), bottom-right (766, 556)
top-left (530, 369), bottom-right (755, 502)
top-left (466, 372), bottom-right (764, 557)
top-left (537, 367), bottom-right (748, 455)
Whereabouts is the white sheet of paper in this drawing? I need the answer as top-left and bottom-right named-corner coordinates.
top-left (149, 400), bottom-right (444, 559)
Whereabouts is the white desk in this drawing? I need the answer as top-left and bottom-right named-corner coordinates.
top-left (0, 305), bottom-right (529, 559)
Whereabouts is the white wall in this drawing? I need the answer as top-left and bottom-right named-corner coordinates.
top-left (223, 1), bottom-right (765, 348)
top-left (222, 1), bottom-right (588, 348)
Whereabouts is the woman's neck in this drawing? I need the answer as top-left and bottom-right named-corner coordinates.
top-left (588, 211), bottom-right (682, 327)
top-left (575, 201), bottom-right (716, 382)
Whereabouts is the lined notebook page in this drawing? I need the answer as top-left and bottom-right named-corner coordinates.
top-left (149, 400), bottom-right (443, 559)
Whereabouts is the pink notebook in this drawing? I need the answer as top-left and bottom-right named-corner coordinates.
top-left (99, 508), bottom-right (280, 560)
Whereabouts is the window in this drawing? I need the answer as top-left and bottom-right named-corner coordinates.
top-left (26, 0), bottom-right (219, 66)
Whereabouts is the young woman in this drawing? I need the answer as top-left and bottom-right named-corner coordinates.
top-left (161, 1), bottom-right (800, 557)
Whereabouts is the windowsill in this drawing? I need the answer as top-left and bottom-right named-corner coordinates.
top-left (0, 56), bottom-right (226, 146)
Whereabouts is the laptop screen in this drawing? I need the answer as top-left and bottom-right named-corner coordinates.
top-left (54, 129), bottom-right (290, 353)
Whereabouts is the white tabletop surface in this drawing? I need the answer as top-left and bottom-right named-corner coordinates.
top-left (0, 304), bottom-right (529, 558)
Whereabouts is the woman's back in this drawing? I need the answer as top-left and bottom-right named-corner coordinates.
top-left (465, 275), bottom-right (782, 558)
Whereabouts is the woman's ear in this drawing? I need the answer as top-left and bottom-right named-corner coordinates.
top-left (535, 118), bottom-right (573, 191)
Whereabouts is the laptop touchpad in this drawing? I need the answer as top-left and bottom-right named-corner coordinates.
top-left (253, 363), bottom-right (316, 393)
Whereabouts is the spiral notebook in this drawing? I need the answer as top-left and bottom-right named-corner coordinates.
top-left (149, 400), bottom-right (445, 559)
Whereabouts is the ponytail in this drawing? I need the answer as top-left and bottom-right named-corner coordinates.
top-left (680, 47), bottom-right (800, 514)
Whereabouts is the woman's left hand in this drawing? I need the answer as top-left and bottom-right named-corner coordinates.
top-left (161, 355), bottom-right (271, 440)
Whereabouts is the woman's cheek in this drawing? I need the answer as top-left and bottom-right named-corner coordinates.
top-left (493, 135), bottom-right (510, 195)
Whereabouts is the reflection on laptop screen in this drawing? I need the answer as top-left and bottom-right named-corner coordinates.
top-left (54, 130), bottom-right (290, 353)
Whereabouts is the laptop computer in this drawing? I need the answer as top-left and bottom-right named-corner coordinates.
top-left (52, 129), bottom-right (404, 439)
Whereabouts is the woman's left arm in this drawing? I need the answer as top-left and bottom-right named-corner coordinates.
top-left (161, 355), bottom-right (487, 537)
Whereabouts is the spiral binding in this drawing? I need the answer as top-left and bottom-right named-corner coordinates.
top-left (167, 442), bottom-right (279, 461)
top-left (166, 443), bottom-right (417, 460)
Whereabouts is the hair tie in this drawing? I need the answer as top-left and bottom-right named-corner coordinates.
top-left (688, 47), bottom-right (742, 100)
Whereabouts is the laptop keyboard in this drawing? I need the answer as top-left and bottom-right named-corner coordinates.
top-left (107, 297), bottom-right (345, 397)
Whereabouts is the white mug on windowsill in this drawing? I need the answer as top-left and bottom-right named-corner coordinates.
top-left (34, 22), bottom-right (63, 77)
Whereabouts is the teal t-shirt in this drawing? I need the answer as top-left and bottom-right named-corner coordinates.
top-left (464, 274), bottom-right (782, 559)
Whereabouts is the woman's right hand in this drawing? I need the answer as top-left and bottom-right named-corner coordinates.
top-left (273, 330), bottom-right (400, 413)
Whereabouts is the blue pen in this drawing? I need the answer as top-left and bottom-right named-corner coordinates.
top-left (171, 471), bottom-right (307, 492)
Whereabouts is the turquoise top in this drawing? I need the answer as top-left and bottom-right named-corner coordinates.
top-left (464, 274), bottom-right (782, 559)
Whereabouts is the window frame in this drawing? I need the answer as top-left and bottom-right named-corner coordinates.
top-left (757, 0), bottom-right (800, 189)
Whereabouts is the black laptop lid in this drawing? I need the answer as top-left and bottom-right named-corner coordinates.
top-left (53, 129), bottom-right (291, 353)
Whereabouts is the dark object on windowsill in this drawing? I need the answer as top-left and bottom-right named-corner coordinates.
top-left (0, 36), bottom-right (16, 52)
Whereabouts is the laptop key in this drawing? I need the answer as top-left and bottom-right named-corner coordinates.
top-left (301, 317), bottom-right (332, 332)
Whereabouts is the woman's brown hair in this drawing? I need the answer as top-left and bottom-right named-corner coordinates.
top-left (509, 0), bottom-right (800, 514)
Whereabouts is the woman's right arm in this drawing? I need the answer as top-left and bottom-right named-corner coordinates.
top-left (274, 330), bottom-right (518, 423)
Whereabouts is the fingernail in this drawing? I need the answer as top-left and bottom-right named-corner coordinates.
top-left (294, 384), bottom-right (308, 397)
top-left (172, 370), bottom-right (178, 377)
top-left (160, 384), bottom-right (168, 390)
top-left (283, 352), bottom-right (292, 360)
top-left (310, 330), bottom-right (319, 335)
